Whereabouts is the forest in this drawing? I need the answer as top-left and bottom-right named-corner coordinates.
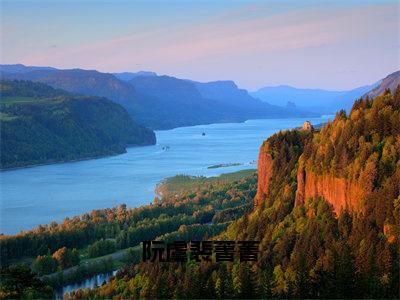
top-left (0, 170), bottom-right (257, 298)
top-left (62, 88), bottom-right (399, 299)
top-left (0, 80), bottom-right (156, 169)
top-left (0, 89), bottom-right (398, 299)
top-left (1, 65), bottom-right (312, 130)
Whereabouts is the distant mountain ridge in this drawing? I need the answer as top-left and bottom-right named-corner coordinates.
top-left (251, 82), bottom-right (380, 113)
top-left (0, 63), bottom-right (56, 74)
top-left (0, 67), bottom-right (139, 107)
top-left (2, 64), bottom-right (393, 130)
top-left (364, 70), bottom-right (400, 98)
top-left (193, 80), bottom-right (268, 112)
top-left (0, 80), bottom-right (156, 169)
top-left (0, 64), bottom-right (314, 130)
top-left (113, 71), bottom-right (157, 82)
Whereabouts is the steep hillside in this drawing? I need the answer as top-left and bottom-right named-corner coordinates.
top-left (2, 67), bottom-right (189, 129)
top-left (1, 64), bottom-right (317, 130)
top-left (130, 75), bottom-right (247, 129)
top-left (364, 70), bottom-right (400, 98)
top-left (2, 67), bottom-right (208, 129)
top-left (66, 86), bottom-right (399, 299)
top-left (0, 68), bottom-right (141, 114)
top-left (232, 86), bottom-right (399, 298)
top-left (113, 71), bottom-right (157, 82)
top-left (252, 82), bottom-right (378, 113)
top-left (0, 80), bottom-right (156, 169)
top-left (131, 75), bottom-right (315, 128)
top-left (254, 129), bottom-right (312, 208)
top-left (192, 80), bottom-right (302, 117)
top-left (193, 80), bottom-right (265, 109)
top-left (130, 75), bottom-right (313, 129)
top-left (255, 87), bottom-right (400, 215)
top-left (5, 87), bottom-right (398, 300)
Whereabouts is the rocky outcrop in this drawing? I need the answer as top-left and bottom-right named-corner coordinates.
top-left (294, 158), bottom-right (306, 207)
top-left (302, 121), bottom-right (314, 131)
top-left (295, 159), bottom-right (367, 215)
top-left (364, 70), bottom-right (400, 98)
top-left (254, 89), bottom-right (399, 247)
top-left (253, 130), bottom-right (312, 208)
top-left (254, 143), bottom-right (273, 207)
top-left (255, 133), bottom-right (368, 216)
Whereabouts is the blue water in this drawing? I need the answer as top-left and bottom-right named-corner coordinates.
top-left (0, 117), bottom-right (331, 235)
top-left (55, 270), bottom-right (118, 299)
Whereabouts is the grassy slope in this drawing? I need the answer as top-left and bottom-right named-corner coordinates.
top-left (156, 169), bottom-right (256, 197)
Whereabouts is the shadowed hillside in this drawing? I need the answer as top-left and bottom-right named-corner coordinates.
top-left (1, 64), bottom-right (317, 130)
top-left (0, 80), bottom-right (156, 169)
top-left (73, 86), bottom-right (399, 299)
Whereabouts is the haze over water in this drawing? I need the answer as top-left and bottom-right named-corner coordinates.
top-left (0, 117), bottom-right (331, 234)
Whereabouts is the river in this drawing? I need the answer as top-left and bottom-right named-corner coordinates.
top-left (0, 117), bottom-right (331, 234)
top-left (54, 270), bottom-right (118, 299)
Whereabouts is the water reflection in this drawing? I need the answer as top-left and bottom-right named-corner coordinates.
top-left (55, 270), bottom-right (117, 299)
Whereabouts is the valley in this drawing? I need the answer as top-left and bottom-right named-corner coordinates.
top-left (0, 116), bottom-right (331, 235)
top-left (1, 1), bottom-right (398, 299)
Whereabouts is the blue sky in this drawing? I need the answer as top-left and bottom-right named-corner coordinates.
top-left (1, 0), bottom-right (399, 90)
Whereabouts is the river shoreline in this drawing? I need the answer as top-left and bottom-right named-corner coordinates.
top-left (0, 142), bottom-right (157, 172)
top-left (0, 116), bottom-right (324, 172)
top-left (1, 116), bottom-right (332, 235)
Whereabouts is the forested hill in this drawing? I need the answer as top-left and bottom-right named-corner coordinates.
top-left (249, 87), bottom-right (399, 297)
top-left (69, 88), bottom-right (399, 299)
top-left (1, 64), bottom-right (315, 130)
top-left (364, 70), bottom-right (400, 98)
top-left (0, 80), bottom-right (156, 169)
top-left (0, 88), bottom-right (398, 299)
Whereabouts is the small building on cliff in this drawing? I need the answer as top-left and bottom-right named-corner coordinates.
top-left (302, 121), bottom-right (314, 131)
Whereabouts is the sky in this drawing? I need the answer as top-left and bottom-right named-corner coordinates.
top-left (1, 0), bottom-right (399, 91)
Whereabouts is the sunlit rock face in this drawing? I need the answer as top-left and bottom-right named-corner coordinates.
top-left (255, 128), bottom-right (368, 216)
top-left (295, 161), bottom-right (367, 215)
top-left (302, 120), bottom-right (314, 131)
top-left (254, 143), bottom-right (273, 207)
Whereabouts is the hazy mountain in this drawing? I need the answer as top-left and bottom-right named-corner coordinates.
top-left (193, 79), bottom-right (318, 118)
top-left (0, 80), bottom-right (156, 169)
top-left (129, 75), bottom-right (248, 128)
top-left (1, 64), bottom-right (316, 130)
top-left (193, 80), bottom-right (265, 110)
top-left (1, 68), bottom-right (144, 115)
top-left (112, 71), bottom-right (157, 82)
top-left (331, 82), bottom-right (379, 112)
top-left (1, 66), bottom-right (247, 129)
top-left (131, 75), bottom-right (204, 101)
top-left (0, 63), bottom-right (56, 74)
top-left (364, 70), bottom-right (400, 98)
top-left (251, 85), bottom-right (340, 107)
top-left (130, 75), bottom-right (315, 128)
top-left (251, 82), bottom-right (379, 113)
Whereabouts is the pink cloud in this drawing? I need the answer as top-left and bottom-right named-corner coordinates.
top-left (7, 2), bottom-right (398, 89)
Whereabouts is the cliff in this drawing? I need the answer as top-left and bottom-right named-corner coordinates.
top-left (255, 88), bottom-right (400, 217)
top-left (253, 130), bottom-right (312, 207)
top-left (254, 143), bottom-right (273, 207)
top-left (294, 158), bottom-right (367, 214)
top-left (364, 70), bottom-right (400, 99)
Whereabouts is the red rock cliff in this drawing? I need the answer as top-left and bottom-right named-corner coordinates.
top-left (255, 138), bottom-right (368, 215)
top-left (254, 143), bottom-right (273, 207)
top-left (295, 160), bottom-right (367, 215)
